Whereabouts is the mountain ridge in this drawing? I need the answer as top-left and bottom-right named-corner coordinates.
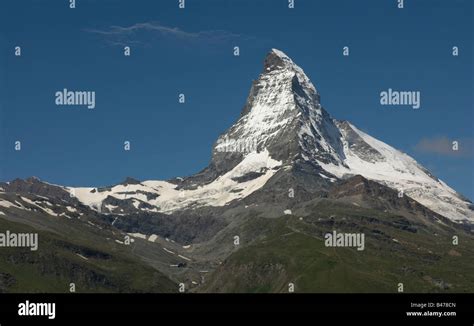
top-left (1, 49), bottom-right (472, 224)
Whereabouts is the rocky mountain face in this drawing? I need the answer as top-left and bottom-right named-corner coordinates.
top-left (0, 49), bottom-right (473, 293)
top-left (5, 48), bottom-right (466, 223)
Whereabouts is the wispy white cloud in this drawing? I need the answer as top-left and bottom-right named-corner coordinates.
top-left (414, 136), bottom-right (474, 157)
top-left (85, 22), bottom-right (246, 46)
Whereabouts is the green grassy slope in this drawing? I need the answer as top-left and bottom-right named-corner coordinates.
top-left (0, 217), bottom-right (176, 293)
top-left (200, 202), bottom-right (474, 293)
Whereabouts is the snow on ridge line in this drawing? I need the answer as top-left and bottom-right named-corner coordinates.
top-left (67, 149), bottom-right (282, 214)
top-left (348, 122), bottom-right (458, 195)
top-left (271, 48), bottom-right (291, 60)
top-left (154, 149), bottom-right (282, 213)
top-left (319, 122), bottom-right (472, 222)
top-left (66, 181), bottom-right (165, 210)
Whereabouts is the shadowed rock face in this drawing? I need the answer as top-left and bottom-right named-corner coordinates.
top-left (121, 177), bottom-right (141, 185)
top-left (0, 177), bottom-right (74, 202)
top-left (336, 121), bottom-right (384, 162)
top-left (326, 175), bottom-right (458, 227)
top-left (263, 49), bottom-right (290, 71)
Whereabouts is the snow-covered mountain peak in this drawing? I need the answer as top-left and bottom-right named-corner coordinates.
top-left (212, 49), bottom-right (330, 167)
top-left (14, 49), bottom-right (470, 224)
top-left (264, 48), bottom-right (295, 70)
top-left (261, 49), bottom-right (319, 102)
top-left (209, 49), bottom-right (473, 222)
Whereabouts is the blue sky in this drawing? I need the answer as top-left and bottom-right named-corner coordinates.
top-left (0, 0), bottom-right (472, 199)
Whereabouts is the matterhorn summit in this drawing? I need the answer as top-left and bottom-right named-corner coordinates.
top-left (211, 49), bottom-right (473, 223)
top-left (16, 49), bottom-right (470, 223)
